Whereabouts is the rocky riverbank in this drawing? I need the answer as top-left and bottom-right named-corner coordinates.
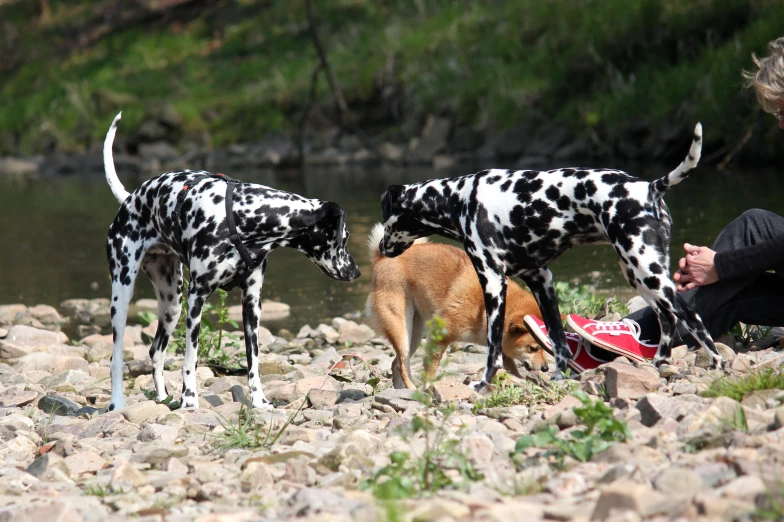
top-left (1, 297), bottom-right (784, 521)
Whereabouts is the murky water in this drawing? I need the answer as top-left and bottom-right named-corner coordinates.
top-left (0, 162), bottom-right (780, 332)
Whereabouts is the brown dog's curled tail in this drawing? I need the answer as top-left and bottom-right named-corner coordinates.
top-left (366, 223), bottom-right (427, 263)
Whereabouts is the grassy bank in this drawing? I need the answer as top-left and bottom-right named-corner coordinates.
top-left (1, 0), bottom-right (782, 159)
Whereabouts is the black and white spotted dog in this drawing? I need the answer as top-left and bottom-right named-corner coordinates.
top-left (103, 113), bottom-right (360, 411)
top-left (379, 123), bottom-right (720, 390)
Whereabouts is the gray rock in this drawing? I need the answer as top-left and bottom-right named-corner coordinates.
top-left (38, 395), bottom-right (81, 416)
top-left (605, 362), bottom-right (661, 399)
top-left (337, 321), bottom-right (375, 345)
top-left (374, 388), bottom-right (422, 412)
top-left (654, 466), bottom-right (705, 496)
top-left (231, 384), bottom-right (250, 406)
top-left (636, 393), bottom-right (703, 427)
top-left (0, 157), bottom-right (40, 176)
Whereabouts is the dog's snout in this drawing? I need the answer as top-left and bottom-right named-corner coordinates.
top-left (541, 362), bottom-right (549, 372)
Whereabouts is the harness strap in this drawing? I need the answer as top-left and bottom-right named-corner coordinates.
top-left (172, 173), bottom-right (258, 290)
top-left (224, 182), bottom-right (257, 289)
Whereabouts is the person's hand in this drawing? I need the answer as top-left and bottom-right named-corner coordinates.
top-left (673, 243), bottom-right (718, 291)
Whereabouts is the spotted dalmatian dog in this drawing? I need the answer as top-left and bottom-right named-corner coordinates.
top-left (379, 123), bottom-right (720, 390)
top-left (103, 113), bottom-right (360, 411)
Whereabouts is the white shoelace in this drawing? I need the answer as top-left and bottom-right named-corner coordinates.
top-left (586, 318), bottom-right (642, 338)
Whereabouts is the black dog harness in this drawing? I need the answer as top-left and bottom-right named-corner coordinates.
top-left (172, 173), bottom-right (257, 290)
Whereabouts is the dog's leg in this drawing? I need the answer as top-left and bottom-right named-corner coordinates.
top-left (107, 237), bottom-right (146, 412)
top-left (141, 254), bottom-right (183, 401)
top-left (671, 296), bottom-right (722, 369)
top-left (519, 268), bottom-right (571, 378)
top-left (181, 283), bottom-right (214, 410)
top-left (240, 261), bottom-right (273, 409)
top-left (407, 311), bottom-right (425, 383)
top-left (465, 249), bottom-right (507, 391)
top-left (377, 294), bottom-right (418, 389)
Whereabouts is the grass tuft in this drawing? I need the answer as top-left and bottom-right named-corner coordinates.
top-left (703, 367), bottom-right (784, 402)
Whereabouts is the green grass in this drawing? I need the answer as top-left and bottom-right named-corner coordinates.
top-left (1, 0), bottom-right (782, 156)
top-left (703, 367), bottom-right (784, 402)
top-left (472, 375), bottom-right (578, 413)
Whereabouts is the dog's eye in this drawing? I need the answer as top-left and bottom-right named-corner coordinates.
top-left (529, 345), bottom-right (539, 352)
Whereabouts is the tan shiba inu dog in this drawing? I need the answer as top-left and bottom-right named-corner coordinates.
top-left (365, 224), bottom-right (548, 389)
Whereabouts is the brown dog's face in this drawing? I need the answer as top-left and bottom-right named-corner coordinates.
top-left (503, 317), bottom-right (549, 372)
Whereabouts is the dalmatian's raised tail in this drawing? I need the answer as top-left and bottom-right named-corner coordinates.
top-left (103, 112), bottom-right (130, 204)
top-left (648, 122), bottom-right (703, 200)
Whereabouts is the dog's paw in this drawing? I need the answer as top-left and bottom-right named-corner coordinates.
top-left (653, 356), bottom-right (670, 368)
top-left (468, 380), bottom-right (489, 392)
top-left (251, 395), bottom-right (273, 410)
top-left (180, 399), bottom-right (200, 410)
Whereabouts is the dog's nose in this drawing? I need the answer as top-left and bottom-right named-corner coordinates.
top-left (541, 363), bottom-right (549, 372)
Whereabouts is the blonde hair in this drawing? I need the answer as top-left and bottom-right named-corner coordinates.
top-left (742, 37), bottom-right (784, 113)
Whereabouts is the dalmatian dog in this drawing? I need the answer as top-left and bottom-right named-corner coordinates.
top-left (103, 113), bottom-right (360, 411)
top-left (379, 123), bottom-right (720, 390)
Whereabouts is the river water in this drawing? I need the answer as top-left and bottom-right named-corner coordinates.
top-left (0, 162), bottom-right (780, 332)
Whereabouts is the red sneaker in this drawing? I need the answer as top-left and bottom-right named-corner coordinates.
top-left (522, 315), bottom-right (614, 373)
top-left (566, 314), bottom-right (658, 362)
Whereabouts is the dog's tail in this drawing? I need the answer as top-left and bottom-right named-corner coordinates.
top-left (104, 112), bottom-right (130, 203)
top-left (367, 223), bottom-right (427, 262)
top-left (648, 122), bottom-right (702, 200)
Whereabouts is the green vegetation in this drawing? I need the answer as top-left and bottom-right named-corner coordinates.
top-left (512, 391), bottom-right (631, 468)
top-left (703, 366), bottom-right (784, 402)
top-left (138, 286), bottom-right (241, 370)
top-left (554, 282), bottom-right (628, 318)
top-left (1, 0), bottom-right (782, 157)
top-left (472, 373), bottom-right (578, 413)
top-left (361, 317), bottom-right (483, 499)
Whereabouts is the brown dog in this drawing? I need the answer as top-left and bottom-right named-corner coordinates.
top-left (364, 224), bottom-right (549, 389)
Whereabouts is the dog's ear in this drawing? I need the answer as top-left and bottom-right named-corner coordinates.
top-left (292, 201), bottom-right (345, 231)
top-left (509, 322), bottom-right (528, 335)
top-left (381, 185), bottom-right (404, 222)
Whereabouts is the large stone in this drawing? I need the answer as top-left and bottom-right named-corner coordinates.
top-left (605, 362), bottom-right (661, 399)
top-left (38, 395), bottom-right (81, 416)
top-left (59, 298), bottom-right (111, 327)
top-left (374, 388), bottom-right (422, 412)
top-left (39, 370), bottom-right (93, 390)
top-left (118, 400), bottom-right (170, 425)
top-left (337, 321), bottom-right (375, 345)
top-left (430, 376), bottom-right (477, 402)
top-left (137, 423), bottom-right (179, 445)
top-left (654, 466), bottom-right (705, 496)
top-left (308, 389), bottom-right (339, 409)
top-left (85, 342), bottom-right (112, 363)
top-left (0, 389), bottom-right (38, 407)
top-left (636, 393), bottom-right (704, 427)
top-left (0, 304), bottom-right (28, 325)
top-left (0, 324), bottom-right (65, 361)
top-left (14, 352), bottom-right (89, 373)
top-left (266, 376), bottom-right (341, 404)
top-left (110, 460), bottom-right (147, 492)
top-left (28, 305), bottom-right (65, 325)
top-left (592, 482), bottom-right (669, 519)
top-left (26, 452), bottom-right (71, 480)
top-left (63, 451), bottom-right (107, 476)
top-left (0, 157), bottom-right (39, 177)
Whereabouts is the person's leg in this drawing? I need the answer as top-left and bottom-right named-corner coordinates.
top-left (687, 272), bottom-right (784, 339)
top-left (628, 209), bottom-right (784, 344)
